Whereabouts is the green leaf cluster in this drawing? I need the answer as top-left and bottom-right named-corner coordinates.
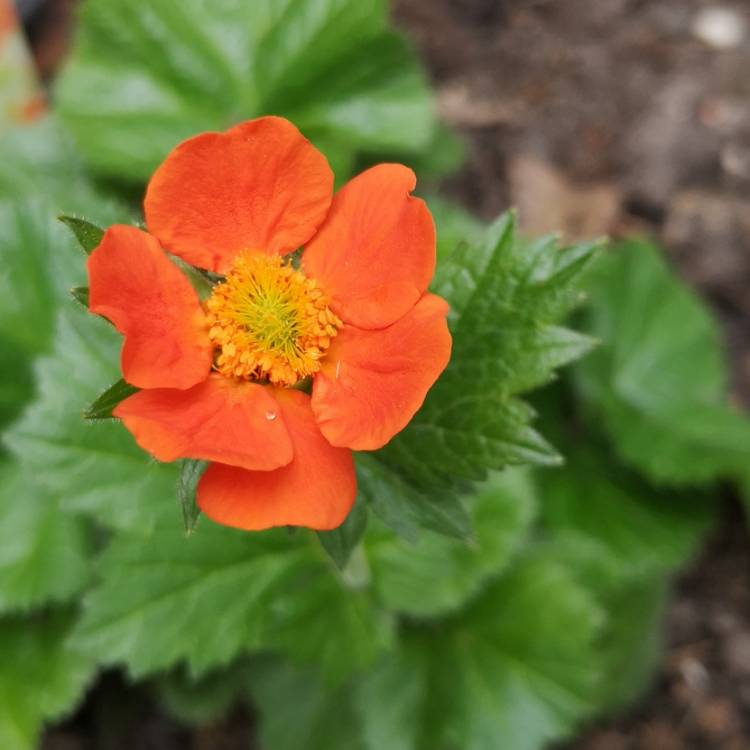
top-left (575, 239), bottom-right (750, 484)
top-left (2, 2), bottom-right (749, 746)
top-left (55, 0), bottom-right (458, 183)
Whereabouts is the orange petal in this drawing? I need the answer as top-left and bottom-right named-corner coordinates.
top-left (113, 375), bottom-right (293, 471)
top-left (302, 164), bottom-right (436, 330)
top-left (144, 117), bottom-right (334, 273)
top-left (88, 225), bottom-right (213, 390)
top-left (197, 389), bottom-right (356, 531)
top-left (311, 293), bottom-right (452, 451)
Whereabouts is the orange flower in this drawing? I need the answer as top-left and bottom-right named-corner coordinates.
top-left (87, 117), bottom-right (451, 531)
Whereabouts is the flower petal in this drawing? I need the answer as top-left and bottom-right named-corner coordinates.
top-left (197, 389), bottom-right (356, 531)
top-left (113, 375), bottom-right (293, 471)
top-left (302, 163), bottom-right (436, 330)
top-left (88, 225), bottom-right (213, 390)
top-left (144, 116), bottom-right (334, 273)
top-left (311, 293), bottom-right (451, 450)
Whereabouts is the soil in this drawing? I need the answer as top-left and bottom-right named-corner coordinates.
top-left (20, 0), bottom-right (750, 748)
top-left (391, 1), bottom-right (750, 748)
top-left (394, 0), bottom-right (750, 405)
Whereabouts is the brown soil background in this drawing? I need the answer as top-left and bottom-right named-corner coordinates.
top-left (22, 0), bottom-right (750, 748)
top-left (393, 2), bottom-right (750, 748)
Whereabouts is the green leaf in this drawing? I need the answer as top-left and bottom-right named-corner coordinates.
top-left (376, 214), bottom-right (598, 497)
top-left (155, 662), bottom-right (249, 726)
top-left (177, 459), bottom-right (206, 534)
top-left (4, 307), bottom-right (177, 531)
top-left (58, 214), bottom-right (104, 254)
top-left (0, 117), bottom-right (128, 222)
top-left (0, 611), bottom-right (95, 750)
top-left (262, 554), bottom-right (393, 684)
top-left (318, 494), bottom-right (368, 569)
top-left (366, 468), bottom-right (536, 617)
top-left (538, 444), bottom-right (714, 579)
top-left (356, 551), bottom-right (603, 750)
top-left (575, 239), bottom-right (750, 484)
top-left (0, 339), bottom-right (34, 433)
top-left (83, 378), bottom-right (139, 420)
top-left (72, 521), bottom-right (307, 678)
top-left (545, 534), bottom-right (671, 716)
top-left (168, 255), bottom-right (215, 299)
top-left (56, 0), bottom-right (438, 182)
top-left (70, 286), bottom-right (89, 308)
top-left (248, 657), bottom-right (365, 750)
top-left (72, 520), bottom-right (389, 680)
top-left (0, 201), bottom-right (81, 357)
top-left (595, 576), bottom-right (668, 713)
top-left (0, 200), bottom-right (92, 432)
top-left (0, 464), bottom-right (91, 613)
top-left (356, 454), bottom-right (472, 541)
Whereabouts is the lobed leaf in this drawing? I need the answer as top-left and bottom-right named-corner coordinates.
top-left (56, 0), bottom-right (440, 182)
top-left (71, 519), bottom-right (390, 680)
top-left (575, 239), bottom-right (750, 484)
top-left (365, 468), bottom-right (536, 617)
top-left (355, 551), bottom-right (603, 750)
top-left (537, 444), bottom-right (714, 580)
top-left (248, 657), bottom-right (365, 750)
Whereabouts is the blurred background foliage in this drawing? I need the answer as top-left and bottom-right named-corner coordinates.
top-left (0, 1), bottom-right (749, 749)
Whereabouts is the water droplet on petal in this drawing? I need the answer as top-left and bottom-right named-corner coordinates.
top-left (265, 411), bottom-right (277, 421)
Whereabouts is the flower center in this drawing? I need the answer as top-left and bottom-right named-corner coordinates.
top-left (205, 252), bottom-right (342, 386)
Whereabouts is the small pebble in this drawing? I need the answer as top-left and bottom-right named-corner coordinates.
top-left (692, 7), bottom-right (746, 49)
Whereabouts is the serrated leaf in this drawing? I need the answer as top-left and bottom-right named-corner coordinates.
top-left (56, 0), bottom-right (439, 182)
top-left (0, 464), bottom-right (91, 613)
top-left (0, 200), bottom-right (85, 431)
top-left (58, 214), bottom-right (104, 254)
top-left (177, 459), bottom-right (206, 534)
top-left (4, 307), bottom-right (177, 531)
top-left (356, 454), bottom-right (472, 542)
top-left (72, 522), bottom-right (308, 678)
top-left (72, 520), bottom-right (389, 680)
top-left (356, 551), bottom-right (603, 750)
top-left (366, 468), bottom-right (536, 617)
top-left (0, 152), bottom-right (127, 425)
top-left (0, 611), bottom-right (95, 750)
top-left (375, 213), bottom-right (596, 498)
top-left (0, 201), bottom-right (81, 357)
top-left (318, 494), bottom-right (368, 569)
top-left (248, 657), bottom-right (365, 750)
top-left (575, 239), bottom-right (750, 484)
top-left (84, 378), bottom-right (139, 420)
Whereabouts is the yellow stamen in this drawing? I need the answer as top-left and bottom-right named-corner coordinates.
top-left (205, 252), bottom-right (342, 386)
